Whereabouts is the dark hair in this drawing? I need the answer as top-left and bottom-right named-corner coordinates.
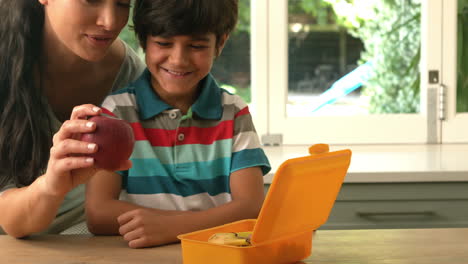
top-left (0, 0), bottom-right (52, 188)
top-left (133, 0), bottom-right (238, 49)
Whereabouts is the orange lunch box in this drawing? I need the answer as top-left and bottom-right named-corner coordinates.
top-left (178, 144), bottom-right (352, 264)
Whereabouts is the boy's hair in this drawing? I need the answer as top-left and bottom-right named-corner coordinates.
top-left (133, 0), bottom-right (238, 50)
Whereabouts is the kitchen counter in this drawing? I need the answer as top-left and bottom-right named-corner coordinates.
top-left (264, 144), bottom-right (468, 183)
top-left (2, 228), bottom-right (467, 263)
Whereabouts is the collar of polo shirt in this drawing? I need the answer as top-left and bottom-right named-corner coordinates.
top-left (134, 69), bottom-right (224, 121)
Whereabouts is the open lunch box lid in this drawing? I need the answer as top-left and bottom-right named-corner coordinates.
top-left (250, 144), bottom-right (352, 245)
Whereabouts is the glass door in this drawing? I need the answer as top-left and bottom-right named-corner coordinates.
top-left (267, 0), bottom-right (428, 144)
top-left (441, 0), bottom-right (468, 143)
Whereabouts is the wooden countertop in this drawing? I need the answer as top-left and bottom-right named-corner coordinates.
top-left (2, 228), bottom-right (468, 264)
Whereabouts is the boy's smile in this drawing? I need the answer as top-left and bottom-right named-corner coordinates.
top-left (145, 33), bottom-right (227, 110)
top-left (160, 66), bottom-right (193, 78)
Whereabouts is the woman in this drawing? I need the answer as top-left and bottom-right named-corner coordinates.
top-left (0, 0), bottom-right (145, 237)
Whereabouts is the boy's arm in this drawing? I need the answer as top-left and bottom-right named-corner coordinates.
top-left (117, 166), bottom-right (264, 248)
top-left (85, 169), bottom-right (188, 235)
top-left (85, 169), bottom-right (156, 234)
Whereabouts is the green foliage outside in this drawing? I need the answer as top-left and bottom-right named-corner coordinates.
top-left (119, 1), bottom-right (429, 113)
top-left (323, 0), bottom-right (421, 113)
top-left (119, 26), bottom-right (141, 54)
top-left (214, 0), bottom-right (252, 103)
top-left (289, 0), bottom-right (335, 25)
top-left (457, 0), bottom-right (468, 112)
top-left (255, 0), bottom-right (422, 113)
top-left (236, 0), bottom-right (251, 34)
top-left (119, 5), bottom-right (143, 58)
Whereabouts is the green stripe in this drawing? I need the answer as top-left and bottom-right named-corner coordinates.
top-left (131, 139), bottom-right (232, 164)
top-left (176, 139), bottom-right (232, 163)
top-left (129, 157), bottom-right (231, 180)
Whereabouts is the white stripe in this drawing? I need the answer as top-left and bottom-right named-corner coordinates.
top-left (222, 92), bottom-right (247, 109)
top-left (232, 131), bottom-right (262, 153)
top-left (101, 97), bottom-right (117, 113)
top-left (103, 93), bottom-right (137, 110)
top-left (119, 191), bottom-right (232, 211)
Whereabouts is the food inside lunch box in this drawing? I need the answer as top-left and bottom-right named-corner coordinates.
top-left (208, 232), bottom-right (252, 247)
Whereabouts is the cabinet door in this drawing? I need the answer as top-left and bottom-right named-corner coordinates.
top-left (324, 200), bottom-right (468, 229)
top-left (320, 183), bottom-right (468, 230)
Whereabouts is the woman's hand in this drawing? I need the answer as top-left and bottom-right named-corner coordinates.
top-left (41, 104), bottom-right (102, 197)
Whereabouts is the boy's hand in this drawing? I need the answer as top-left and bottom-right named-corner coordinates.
top-left (117, 208), bottom-right (180, 248)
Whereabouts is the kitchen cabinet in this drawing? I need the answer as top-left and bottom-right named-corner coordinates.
top-left (322, 182), bottom-right (468, 229)
top-left (263, 182), bottom-right (468, 229)
top-left (263, 144), bottom-right (468, 230)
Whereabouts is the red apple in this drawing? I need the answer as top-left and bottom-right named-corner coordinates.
top-left (81, 115), bottom-right (135, 171)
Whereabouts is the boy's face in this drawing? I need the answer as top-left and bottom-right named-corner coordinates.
top-left (145, 33), bottom-right (227, 99)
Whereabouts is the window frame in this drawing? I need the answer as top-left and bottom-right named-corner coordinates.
top-left (249, 0), bottom-right (461, 145)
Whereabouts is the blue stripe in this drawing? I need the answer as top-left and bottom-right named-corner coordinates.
top-left (129, 157), bottom-right (231, 180)
top-left (231, 148), bottom-right (271, 175)
top-left (125, 175), bottom-right (230, 196)
top-left (129, 158), bottom-right (170, 177)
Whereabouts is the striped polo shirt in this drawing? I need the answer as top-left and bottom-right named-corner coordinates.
top-left (101, 69), bottom-right (271, 211)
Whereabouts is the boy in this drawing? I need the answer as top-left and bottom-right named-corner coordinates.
top-left (85, 0), bottom-right (271, 248)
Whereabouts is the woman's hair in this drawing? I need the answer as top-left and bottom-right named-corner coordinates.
top-left (133, 0), bottom-right (238, 50)
top-left (0, 0), bottom-right (52, 188)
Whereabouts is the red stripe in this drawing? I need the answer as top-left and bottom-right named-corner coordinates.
top-left (101, 107), bottom-right (117, 117)
top-left (130, 120), bottom-right (234, 146)
top-left (131, 123), bottom-right (175, 147)
top-left (234, 106), bottom-right (250, 118)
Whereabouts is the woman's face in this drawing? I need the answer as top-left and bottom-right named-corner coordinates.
top-left (39, 0), bottom-right (131, 61)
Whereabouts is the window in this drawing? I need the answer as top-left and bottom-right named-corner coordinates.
top-left (120, 0), bottom-right (466, 144)
top-left (255, 0), bottom-right (465, 144)
top-left (212, 0), bottom-right (252, 104)
top-left (264, 0), bottom-right (426, 144)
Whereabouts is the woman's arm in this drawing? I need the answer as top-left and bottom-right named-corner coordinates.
top-left (0, 177), bottom-right (66, 237)
top-left (0, 105), bottom-right (113, 238)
